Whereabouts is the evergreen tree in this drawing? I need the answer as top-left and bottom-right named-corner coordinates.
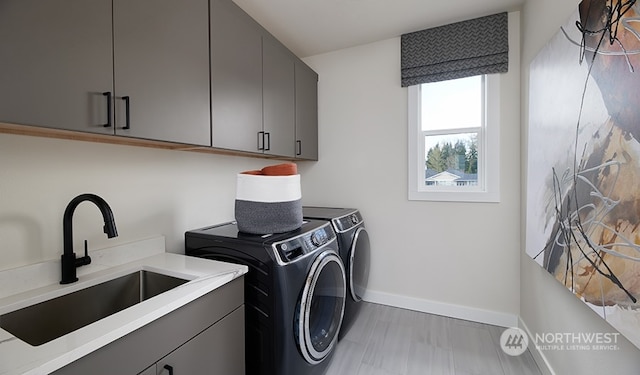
top-left (454, 140), bottom-right (467, 170)
top-left (426, 144), bottom-right (443, 172)
top-left (441, 142), bottom-right (455, 171)
top-left (465, 141), bottom-right (478, 173)
top-left (426, 136), bottom-right (478, 174)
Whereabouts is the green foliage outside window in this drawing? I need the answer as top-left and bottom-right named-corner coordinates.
top-left (425, 136), bottom-right (477, 174)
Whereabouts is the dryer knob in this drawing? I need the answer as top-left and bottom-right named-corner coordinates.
top-left (311, 231), bottom-right (327, 246)
top-left (350, 213), bottom-right (360, 225)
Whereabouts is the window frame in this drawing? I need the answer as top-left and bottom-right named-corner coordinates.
top-left (408, 74), bottom-right (500, 203)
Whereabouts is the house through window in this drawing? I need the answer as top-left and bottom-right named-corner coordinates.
top-left (422, 75), bottom-right (482, 188)
top-left (408, 74), bottom-right (500, 202)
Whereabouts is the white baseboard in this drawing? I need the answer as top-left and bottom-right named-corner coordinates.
top-left (519, 317), bottom-right (556, 375)
top-left (362, 289), bottom-right (519, 328)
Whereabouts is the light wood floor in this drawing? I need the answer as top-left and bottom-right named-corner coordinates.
top-left (325, 302), bottom-right (542, 375)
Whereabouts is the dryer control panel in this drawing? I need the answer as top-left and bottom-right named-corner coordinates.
top-left (332, 210), bottom-right (364, 233)
top-left (272, 223), bottom-right (336, 264)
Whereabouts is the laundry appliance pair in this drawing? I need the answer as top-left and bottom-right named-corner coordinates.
top-left (184, 207), bottom-right (370, 375)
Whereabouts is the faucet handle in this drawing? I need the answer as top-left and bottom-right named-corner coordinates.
top-left (75, 240), bottom-right (92, 267)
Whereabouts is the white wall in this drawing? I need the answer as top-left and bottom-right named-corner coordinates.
top-left (520, 0), bottom-right (640, 373)
top-left (299, 11), bottom-right (522, 326)
top-left (0, 133), bottom-right (274, 271)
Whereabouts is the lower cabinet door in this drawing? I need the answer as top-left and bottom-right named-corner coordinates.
top-left (138, 365), bottom-right (156, 375)
top-left (156, 305), bottom-right (245, 374)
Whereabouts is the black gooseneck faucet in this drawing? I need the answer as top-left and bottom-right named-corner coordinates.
top-left (60, 193), bottom-right (118, 284)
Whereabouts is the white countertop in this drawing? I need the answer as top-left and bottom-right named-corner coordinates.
top-left (0, 236), bottom-right (248, 375)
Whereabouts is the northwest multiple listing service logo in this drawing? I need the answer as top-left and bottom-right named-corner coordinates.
top-left (500, 327), bottom-right (529, 356)
top-left (499, 327), bottom-right (621, 355)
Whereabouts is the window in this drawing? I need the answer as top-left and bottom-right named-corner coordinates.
top-left (408, 74), bottom-right (500, 202)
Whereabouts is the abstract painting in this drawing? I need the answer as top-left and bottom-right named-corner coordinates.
top-left (526, 0), bottom-right (640, 348)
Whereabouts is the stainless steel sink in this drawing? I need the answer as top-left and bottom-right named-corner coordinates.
top-left (0, 270), bottom-right (188, 346)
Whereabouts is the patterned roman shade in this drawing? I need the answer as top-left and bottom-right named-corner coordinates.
top-left (401, 12), bottom-right (508, 87)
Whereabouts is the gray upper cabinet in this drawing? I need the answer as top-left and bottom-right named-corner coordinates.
top-left (0, 0), bottom-right (113, 133)
top-left (211, 0), bottom-right (317, 159)
top-left (295, 61), bottom-right (319, 160)
top-left (210, 0), bottom-right (263, 153)
top-left (113, 0), bottom-right (210, 146)
top-left (0, 0), bottom-right (317, 158)
top-left (0, 0), bottom-right (210, 146)
top-left (262, 35), bottom-right (296, 157)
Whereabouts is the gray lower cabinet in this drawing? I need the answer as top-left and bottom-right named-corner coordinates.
top-left (0, 0), bottom-right (113, 133)
top-left (155, 306), bottom-right (244, 374)
top-left (138, 365), bottom-right (156, 375)
top-left (295, 61), bottom-right (319, 160)
top-left (53, 276), bottom-right (244, 375)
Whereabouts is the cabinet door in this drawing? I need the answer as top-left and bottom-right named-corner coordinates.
top-left (263, 36), bottom-right (296, 157)
top-left (52, 277), bottom-right (244, 375)
top-left (295, 61), bottom-right (319, 160)
top-left (157, 306), bottom-right (245, 375)
top-left (210, 0), bottom-right (263, 153)
top-left (138, 365), bottom-right (156, 375)
top-left (0, 0), bottom-right (113, 133)
top-left (113, 0), bottom-right (210, 146)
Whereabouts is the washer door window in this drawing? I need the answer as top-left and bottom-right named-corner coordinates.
top-left (297, 250), bottom-right (346, 364)
top-left (350, 227), bottom-right (370, 302)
